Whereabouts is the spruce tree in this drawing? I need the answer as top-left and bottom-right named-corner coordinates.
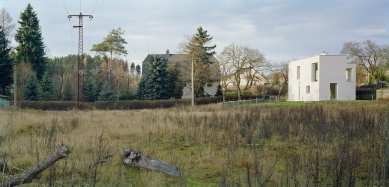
top-left (40, 72), bottom-right (56, 101)
top-left (95, 80), bottom-right (103, 100)
top-left (84, 81), bottom-right (96, 102)
top-left (0, 25), bottom-right (12, 94)
top-left (215, 84), bottom-right (223, 96)
top-left (135, 64), bottom-right (141, 75)
top-left (167, 63), bottom-right (183, 99)
top-left (98, 82), bottom-right (116, 101)
top-left (24, 74), bottom-right (39, 101)
top-left (143, 55), bottom-right (170, 100)
top-left (15, 4), bottom-right (46, 80)
top-left (130, 62), bottom-right (135, 75)
top-left (136, 75), bottom-right (147, 100)
top-left (62, 80), bottom-right (73, 101)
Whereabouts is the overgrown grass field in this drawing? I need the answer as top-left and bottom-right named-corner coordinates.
top-left (1, 101), bottom-right (389, 186)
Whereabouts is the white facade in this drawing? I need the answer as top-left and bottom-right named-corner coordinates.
top-left (288, 53), bottom-right (356, 101)
top-left (225, 68), bottom-right (269, 89)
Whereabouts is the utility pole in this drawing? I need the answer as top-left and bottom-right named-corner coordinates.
top-left (68, 13), bottom-right (93, 109)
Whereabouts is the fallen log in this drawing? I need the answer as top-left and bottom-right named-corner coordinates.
top-left (120, 149), bottom-right (183, 177)
top-left (2, 145), bottom-right (70, 187)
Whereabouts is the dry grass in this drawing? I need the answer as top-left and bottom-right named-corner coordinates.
top-left (1, 101), bottom-right (389, 186)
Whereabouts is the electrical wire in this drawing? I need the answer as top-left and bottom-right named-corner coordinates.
top-left (62, 0), bottom-right (74, 54)
top-left (62, 0), bottom-right (69, 15)
top-left (88, 18), bottom-right (92, 52)
top-left (92, 0), bottom-right (98, 15)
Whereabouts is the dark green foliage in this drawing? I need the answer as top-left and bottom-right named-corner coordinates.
top-left (24, 74), bottom-right (39, 101)
top-left (188, 27), bottom-right (217, 97)
top-left (130, 62), bottom-right (135, 75)
top-left (0, 26), bottom-right (12, 94)
top-left (215, 84), bottom-right (223, 96)
top-left (119, 92), bottom-right (136, 100)
top-left (136, 76), bottom-right (146, 100)
top-left (62, 80), bottom-right (73, 101)
top-left (167, 63), bottom-right (183, 99)
top-left (95, 80), bottom-right (103, 100)
top-left (84, 81), bottom-right (96, 102)
top-left (98, 82), bottom-right (117, 101)
top-left (135, 64), bottom-right (141, 75)
top-left (143, 55), bottom-right (170, 100)
top-left (40, 72), bottom-right (56, 101)
top-left (15, 4), bottom-right (46, 80)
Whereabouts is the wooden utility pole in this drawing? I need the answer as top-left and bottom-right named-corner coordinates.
top-left (68, 13), bottom-right (93, 109)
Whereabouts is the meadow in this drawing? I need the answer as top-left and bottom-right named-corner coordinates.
top-left (0, 101), bottom-right (389, 186)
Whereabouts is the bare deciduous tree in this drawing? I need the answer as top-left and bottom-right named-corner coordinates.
top-left (0, 8), bottom-right (16, 46)
top-left (218, 43), bottom-right (266, 100)
top-left (341, 40), bottom-right (389, 84)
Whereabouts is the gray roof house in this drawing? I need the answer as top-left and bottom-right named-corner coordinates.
top-left (142, 49), bottom-right (220, 98)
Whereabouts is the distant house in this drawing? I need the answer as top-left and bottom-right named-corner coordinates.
top-left (288, 52), bottom-right (356, 101)
top-left (0, 94), bottom-right (10, 107)
top-left (225, 68), bottom-right (269, 90)
top-left (142, 49), bottom-right (220, 98)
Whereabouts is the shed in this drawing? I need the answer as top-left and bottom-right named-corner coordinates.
top-left (0, 94), bottom-right (10, 107)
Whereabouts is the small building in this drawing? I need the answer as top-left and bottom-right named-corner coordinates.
top-left (288, 52), bottom-right (356, 101)
top-left (0, 94), bottom-right (10, 107)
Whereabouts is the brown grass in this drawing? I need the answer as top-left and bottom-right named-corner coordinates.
top-left (1, 101), bottom-right (389, 186)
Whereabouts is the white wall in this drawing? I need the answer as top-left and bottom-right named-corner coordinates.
top-left (288, 53), bottom-right (356, 101)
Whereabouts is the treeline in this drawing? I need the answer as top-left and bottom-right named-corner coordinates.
top-left (17, 54), bottom-right (141, 102)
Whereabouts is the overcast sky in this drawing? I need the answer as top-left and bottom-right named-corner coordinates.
top-left (1, 0), bottom-right (388, 67)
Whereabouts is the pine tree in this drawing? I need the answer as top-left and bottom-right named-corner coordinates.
top-left (84, 81), bottom-right (96, 102)
top-left (40, 72), bottom-right (56, 101)
top-left (95, 80), bottom-right (103, 100)
top-left (187, 27), bottom-right (216, 97)
top-left (0, 25), bottom-right (12, 94)
top-left (98, 82), bottom-right (116, 101)
top-left (215, 84), bottom-right (223, 96)
top-left (62, 80), bottom-right (73, 101)
top-left (167, 63), bottom-right (183, 99)
top-left (135, 64), bottom-right (141, 75)
top-left (15, 4), bottom-right (46, 80)
top-left (130, 62), bottom-right (135, 75)
top-left (136, 76), bottom-right (146, 100)
top-left (24, 74), bottom-right (39, 101)
top-left (143, 55), bottom-right (170, 100)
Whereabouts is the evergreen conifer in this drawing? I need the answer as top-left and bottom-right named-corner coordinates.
top-left (24, 74), bottom-right (39, 101)
top-left (98, 82), bottom-right (116, 101)
top-left (15, 4), bottom-right (46, 80)
top-left (40, 72), bottom-right (56, 100)
top-left (0, 26), bottom-right (12, 94)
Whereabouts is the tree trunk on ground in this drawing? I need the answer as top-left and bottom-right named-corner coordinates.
top-left (120, 149), bottom-right (183, 177)
top-left (2, 145), bottom-right (70, 187)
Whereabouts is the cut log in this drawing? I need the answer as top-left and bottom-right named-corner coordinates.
top-left (2, 145), bottom-right (70, 187)
top-left (120, 149), bottom-right (183, 177)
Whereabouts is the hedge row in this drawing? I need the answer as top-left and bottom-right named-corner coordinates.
top-left (18, 95), bottom-right (265, 110)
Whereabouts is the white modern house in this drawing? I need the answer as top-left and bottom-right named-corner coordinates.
top-left (288, 52), bottom-right (356, 101)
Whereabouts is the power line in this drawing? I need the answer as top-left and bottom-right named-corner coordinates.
top-left (62, 0), bottom-right (69, 15)
top-left (92, 0), bottom-right (98, 15)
